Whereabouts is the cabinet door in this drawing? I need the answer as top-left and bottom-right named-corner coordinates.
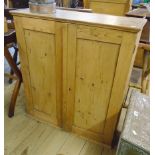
top-left (14, 17), bottom-right (62, 126)
top-left (63, 24), bottom-right (136, 145)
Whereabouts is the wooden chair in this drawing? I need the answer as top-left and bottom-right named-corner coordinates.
top-left (4, 30), bottom-right (22, 117)
top-left (4, 7), bottom-right (22, 117)
top-left (139, 43), bottom-right (150, 93)
top-left (5, 8), bottom-right (18, 83)
top-left (129, 43), bottom-right (150, 94)
top-left (5, 0), bottom-right (29, 8)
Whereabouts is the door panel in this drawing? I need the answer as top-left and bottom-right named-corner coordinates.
top-left (74, 39), bottom-right (120, 134)
top-left (63, 24), bottom-right (123, 142)
top-left (24, 30), bottom-right (57, 124)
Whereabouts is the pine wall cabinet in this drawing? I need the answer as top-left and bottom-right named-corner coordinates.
top-left (11, 9), bottom-right (146, 145)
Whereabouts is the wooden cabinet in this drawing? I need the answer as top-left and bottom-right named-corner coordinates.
top-left (84, 0), bottom-right (132, 16)
top-left (11, 9), bottom-right (146, 145)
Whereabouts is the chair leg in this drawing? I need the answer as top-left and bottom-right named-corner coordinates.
top-left (141, 51), bottom-right (149, 93)
top-left (5, 46), bottom-right (22, 117)
top-left (8, 79), bottom-right (22, 117)
top-left (9, 47), bottom-right (18, 84)
top-left (4, 46), bottom-right (22, 80)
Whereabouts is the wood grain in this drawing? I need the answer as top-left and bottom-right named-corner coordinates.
top-left (12, 10), bottom-right (144, 146)
top-left (11, 9), bottom-right (147, 33)
top-left (57, 134), bottom-right (86, 155)
top-left (55, 22), bottom-right (63, 127)
top-left (14, 16), bottom-right (33, 113)
top-left (77, 25), bottom-right (123, 44)
top-left (103, 32), bottom-right (137, 145)
top-left (4, 83), bottom-right (116, 155)
top-left (24, 29), bottom-right (57, 124)
top-left (22, 17), bottom-right (55, 34)
top-left (79, 141), bottom-right (103, 155)
top-left (74, 39), bottom-right (119, 134)
top-left (63, 24), bottom-right (77, 131)
top-left (87, 0), bottom-right (132, 16)
top-left (89, 2), bottom-right (126, 15)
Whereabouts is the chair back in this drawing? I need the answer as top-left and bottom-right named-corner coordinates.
top-left (12, 0), bottom-right (29, 8)
top-left (4, 17), bottom-right (8, 33)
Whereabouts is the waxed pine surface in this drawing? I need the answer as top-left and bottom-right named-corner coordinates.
top-left (10, 10), bottom-right (146, 145)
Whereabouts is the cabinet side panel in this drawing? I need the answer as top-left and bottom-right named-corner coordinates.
top-left (14, 16), bottom-right (33, 113)
top-left (103, 32), bottom-right (137, 145)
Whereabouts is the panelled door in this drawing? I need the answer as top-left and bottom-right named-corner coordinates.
top-left (14, 17), bottom-right (63, 127)
top-left (63, 24), bottom-right (136, 145)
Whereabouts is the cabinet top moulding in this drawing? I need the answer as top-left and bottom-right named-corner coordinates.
top-left (11, 9), bottom-right (146, 33)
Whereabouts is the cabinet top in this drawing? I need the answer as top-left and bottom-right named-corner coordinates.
top-left (11, 8), bottom-right (146, 32)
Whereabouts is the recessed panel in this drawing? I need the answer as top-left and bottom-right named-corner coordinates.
top-left (25, 30), bottom-right (57, 124)
top-left (74, 39), bottom-right (120, 134)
